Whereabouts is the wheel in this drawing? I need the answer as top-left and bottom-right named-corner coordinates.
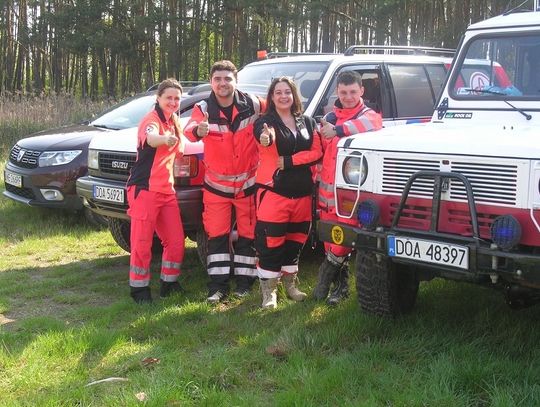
top-left (355, 250), bottom-right (419, 317)
top-left (108, 218), bottom-right (163, 254)
top-left (83, 207), bottom-right (108, 228)
top-left (108, 218), bottom-right (132, 253)
top-left (195, 227), bottom-right (208, 266)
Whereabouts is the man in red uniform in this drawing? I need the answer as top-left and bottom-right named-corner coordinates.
top-left (313, 71), bottom-right (383, 305)
top-left (185, 60), bottom-right (265, 303)
top-left (127, 79), bottom-right (185, 304)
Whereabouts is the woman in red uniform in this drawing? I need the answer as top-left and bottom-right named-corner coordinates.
top-left (254, 77), bottom-right (322, 309)
top-left (127, 78), bottom-right (185, 304)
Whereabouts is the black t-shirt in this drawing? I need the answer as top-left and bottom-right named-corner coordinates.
top-left (220, 104), bottom-right (234, 123)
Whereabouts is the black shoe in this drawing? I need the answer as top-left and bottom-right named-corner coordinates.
top-left (160, 280), bottom-right (183, 299)
top-left (313, 258), bottom-right (340, 300)
top-left (233, 287), bottom-right (251, 298)
top-left (327, 266), bottom-right (349, 306)
top-left (130, 286), bottom-right (153, 304)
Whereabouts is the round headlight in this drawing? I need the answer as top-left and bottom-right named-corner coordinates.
top-left (490, 215), bottom-right (521, 250)
top-left (342, 153), bottom-right (368, 186)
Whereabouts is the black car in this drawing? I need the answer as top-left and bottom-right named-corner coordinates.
top-left (3, 88), bottom-right (208, 219)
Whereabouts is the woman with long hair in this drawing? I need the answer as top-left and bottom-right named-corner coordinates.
top-left (253, 77), bottom-right (322, 309)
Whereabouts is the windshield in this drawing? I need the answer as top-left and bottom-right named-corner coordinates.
top-left (451, 32), bottom-right (540, 99)
top-left (91, 95), bottom-right (156, 130)
top-left (238, 61), bottom-right (329, 108)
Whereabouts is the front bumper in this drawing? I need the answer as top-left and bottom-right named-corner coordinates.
top-left (76, 175), bottom-right (203, 233)
top-left (318, 220), bottom-right (540, 289)
top-left (3, 161), bottom-right (84, 210)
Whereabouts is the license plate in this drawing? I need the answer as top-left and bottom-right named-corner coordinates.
top-left (93, 185), bottom-right (124, 203)
top-left (387, 235), bottom-right (469, 270)
top-left (4, 170), bottom-right (22, 188)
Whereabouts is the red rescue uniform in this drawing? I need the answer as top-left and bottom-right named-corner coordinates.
top-left (254, 113), bottom-right (322, 278)
top-left (185, 90), bottom-right (265, 294)
top-left (319, 100), bottom-right (383, 257)
top-left (127, 108), bottom-right (185, 288)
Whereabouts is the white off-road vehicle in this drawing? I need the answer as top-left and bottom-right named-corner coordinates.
top-left (318, 7), bottom-right (540, 315)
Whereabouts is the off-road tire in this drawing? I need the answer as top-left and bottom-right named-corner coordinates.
top-left (355, 250), bottom-right (419, 317)
top-left (108, 218), bottom-right (163, 254)
top-left (108, 218), bottom-right (132, 253)
top-left (196, 227), bottom-right (208, 267)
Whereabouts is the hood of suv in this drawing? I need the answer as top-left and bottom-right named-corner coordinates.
top-left (341, 121), bottom-right (540, 159)
top-left (16, 124), bottom-right (109, 151)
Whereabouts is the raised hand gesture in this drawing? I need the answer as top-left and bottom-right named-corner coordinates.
top-left (197, 112), bottom-right (209, 138)
top-left (260, 123), bottom-right (275, 147)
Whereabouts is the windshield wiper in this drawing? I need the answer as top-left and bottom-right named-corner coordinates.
top-left (92, 124), bottom-right (121, 130)
top-left (462, 88), bottom-right (532, 120)
top-left (462, 87), bottom-right (505, 96)
top-left (504, 100), bottom-right (532, 121)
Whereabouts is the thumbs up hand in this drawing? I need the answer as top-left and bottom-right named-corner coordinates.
top-left (320, 117), bottom-right (336, 139)
top-left (260, 123), bottom-right (275, 147)
top-left (197, 111), bottom-right (209, 138)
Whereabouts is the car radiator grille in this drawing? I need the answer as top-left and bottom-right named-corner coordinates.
top-left (381, 157), bottom-right (518, 206)
top-left (98, 152), bottom-right (136, 179)
top-left (5, 183), bottom-right (35, 200)
top-left (449, 162), bottom-right (517, 205)
top-left (382, 158), bottom-right (439, 198)
top-left (9, 145), bottom-right (41, 169)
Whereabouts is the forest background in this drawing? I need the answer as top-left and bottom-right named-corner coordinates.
top-left (0, 0), bottom-right (531, 98)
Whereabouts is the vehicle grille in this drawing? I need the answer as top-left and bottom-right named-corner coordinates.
top-left (382, 157), bottom-right (439, 197)
top-left (381, 157), bottom-right (518, 206)
top-left (449, 161), bottom-right (517, 205)
top-left (5, 183), bottom-right (35, 200)
top-left (9, 145), bottom-right (41, 169)
top-left (98, 152), bottom-right (136, 179)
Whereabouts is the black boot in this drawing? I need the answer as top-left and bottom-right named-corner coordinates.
top-left (327, 265), bottom-right (349, 306)
top-left (313, 258), bottom-right (340, 300)
top-left (160, 280), bottom-right (183, 298)
top-left (130, 286), bottom-right (153, 304)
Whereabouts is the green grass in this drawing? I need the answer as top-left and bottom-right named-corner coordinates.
top-left (2, 194), bottom-right (540, 406)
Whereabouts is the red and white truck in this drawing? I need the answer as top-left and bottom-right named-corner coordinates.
top-left (318, 7), bottom-right (540, 315)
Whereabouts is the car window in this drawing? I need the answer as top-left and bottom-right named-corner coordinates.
top-left (450, 33), bottom-right (540, 98)
top-left (238, 61), bottom-right (329, 108)
top-left (425, 64), bottom-right (448, 100)
top-left (388, 64), bottom-right (435, 117)
top-left (317, 68), bottom-right (382, 117)
top-left (91, 95), bottom-right (155, 130)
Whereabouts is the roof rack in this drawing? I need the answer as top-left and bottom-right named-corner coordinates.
top-left (343, 45), bottom-right (455, 57)
top-left (265, 51), bottom-right (336, 59)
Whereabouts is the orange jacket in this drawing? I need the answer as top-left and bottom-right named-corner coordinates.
top-left (254, 113), bottom-right (322, 198)
top-left (319, 100), bottom-right (382, 213)
top-left (185, 90), bottom-right (265, 198)
top-left (127, 109), bottom-right (183, 194)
